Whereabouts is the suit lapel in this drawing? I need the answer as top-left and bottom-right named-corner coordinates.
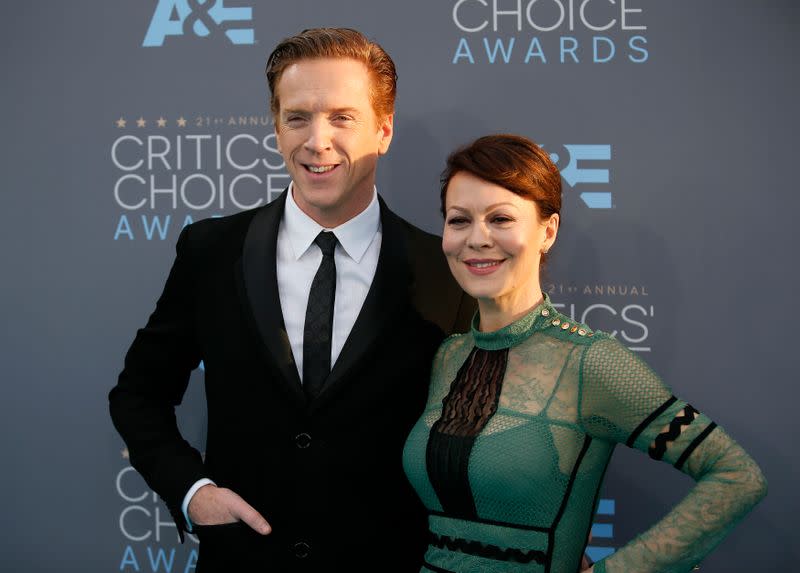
top-left (236, 190), bottom-right (307, 408)
top-left (309, 198), bottom-right (411, 413)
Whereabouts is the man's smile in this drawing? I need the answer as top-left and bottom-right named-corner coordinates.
top-left (303, 163), bottom-right (340, 174)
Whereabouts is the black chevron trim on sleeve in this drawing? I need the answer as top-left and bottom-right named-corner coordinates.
top-left (626, 395), bottom-right (677, 448)
top-left (648, 404), bottom-right (699, 460)
top-left (674, 422), bottom-right (718, 470)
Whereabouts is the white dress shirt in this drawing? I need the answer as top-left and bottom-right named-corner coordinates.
top-left (277, 183), bottom-right (382, 380)
top-left (182, 184), bottom-right (382, 527)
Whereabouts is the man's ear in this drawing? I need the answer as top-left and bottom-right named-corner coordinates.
top-left (273, 124), bottom-right (282, 153)
top-left (377, 113), bottom-right (394, 156)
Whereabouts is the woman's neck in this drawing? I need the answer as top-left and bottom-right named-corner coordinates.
top-left (476, 287), bottom-right (544, 332)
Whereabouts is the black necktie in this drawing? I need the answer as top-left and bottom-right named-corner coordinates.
top-left (303, 231), bottom-right (338, 399)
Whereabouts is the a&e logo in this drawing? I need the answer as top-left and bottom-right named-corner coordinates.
top-left (143, 0), bottom-right (254, 47)
top-left (550, 145), bottom-right (613, 209)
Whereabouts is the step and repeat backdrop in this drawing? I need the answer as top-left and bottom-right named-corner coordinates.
top-left (2, 1), bottom-right (797, 571)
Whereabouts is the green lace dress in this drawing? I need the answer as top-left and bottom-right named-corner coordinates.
top-left (402, 295), bottom-right (766, 573)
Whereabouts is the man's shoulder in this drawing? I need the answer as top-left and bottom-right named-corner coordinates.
top-left (400, 220), bottom-right (443, 256)
top-left (381, 205), bottom-right (474, 334)
top-left (381, 207), bottom-right (443, 259)
top-left (181, 203), bottom-right (272, 248)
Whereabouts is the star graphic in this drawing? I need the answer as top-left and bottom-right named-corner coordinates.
top-left (157, 117), bottom-right (167, 128)
top-left (115, 117), bottom-right (127, 128)
top-left (136, 117), bottom-right (146, 128)
top-left (176, 116), bottom-right (187, 127)
top-left (121, 448), bottom-right (130, 460)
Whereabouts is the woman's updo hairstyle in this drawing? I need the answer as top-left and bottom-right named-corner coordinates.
top-left (440, 134), bottom-right (562, 264)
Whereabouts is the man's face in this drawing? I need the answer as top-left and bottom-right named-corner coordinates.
top-left (274, 58), bottom-right (394, 227)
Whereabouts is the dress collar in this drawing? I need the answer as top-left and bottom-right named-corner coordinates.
top-left (283, 182), bottom-right (381, 263)
top-left (471, 293), bottom-right (555, 351)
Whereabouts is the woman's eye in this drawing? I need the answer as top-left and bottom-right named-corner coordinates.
top-left (447, 217), bottom-right (469, 226)
top-left (492, 215), bottom-right (513, 224)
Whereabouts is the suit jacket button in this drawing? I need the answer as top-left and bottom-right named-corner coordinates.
top-left (293, 541), bottom-right (311, 559)
top-left (295, 432), bottom-right (312, 449)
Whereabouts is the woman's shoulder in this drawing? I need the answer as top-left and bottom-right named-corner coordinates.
top-left (537, 306), bottom-right (611, 348)
top-left (440, 328), bottom-right (472, 350)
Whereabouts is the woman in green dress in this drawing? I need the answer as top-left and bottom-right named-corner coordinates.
top-left (402, 134), bottom-right (767, 573)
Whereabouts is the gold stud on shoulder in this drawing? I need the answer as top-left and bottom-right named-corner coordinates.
top-left (561, 322), bottom-right (570, 330)
top-left (570, 325), bottom-right (578, 333)
top-left (552, 318), bottom-right (561, 326)
top-left (541, 308), bottom-right (550, 317)
top-left (578, 328), bottom-right (587, 336)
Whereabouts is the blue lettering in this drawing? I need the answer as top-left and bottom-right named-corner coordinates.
top-left (114, 215), bottom-right (134, 241)
top-left (580, 192), bottom-right (613, 209)
top-left (524, 37), bottom-right (546, 63)
top-left (483, 37), bottom-right (515, 64)
top-left (593, 36), bottom-right (615, 63)
top-left (142, 215), bottom-right (172, 241)
top-left (586, 546), bottom-right (616, 561)
top-left (143, 0), bottom-right (254, 47)
top-left (628, 35), bottom-right (649, 63)
top-left (560, 145), bottom-right (613, 209)
top-left (208, 2), bottom-right (253, 44)
top-left (143, 0), bottom-right (190, 47)
top-left (120, 545), bottom-right (141, 571)
top-left (597, 498), bottom-right (615, 515)
top-left (560, 37), bottom-right (579, 63)
top-left (591, 523), bottom-right (614, 538)
top-left (452, 38), bottom-right (475, 64)
top-left (146, 547), bottom-right (176, 572)
top-left (587, 498), bottom-right (616, 560)
top-left (560, 145), bottom-right (611, 187)
top-left (183, 549), bottom-right (198, 573)
top-left (182, 214), bottom-right (194, 229)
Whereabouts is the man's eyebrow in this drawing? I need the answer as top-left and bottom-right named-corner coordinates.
top-left (280, 107), bottom-right (362, 116)
top-left (329, 107), bottom-right (361, 115)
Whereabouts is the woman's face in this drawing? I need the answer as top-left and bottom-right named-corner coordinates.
top-left (442, 171), bottom-right (558, 306)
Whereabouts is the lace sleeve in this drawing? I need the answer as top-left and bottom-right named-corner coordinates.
top-left (579, 336), bottom-right (767, 573)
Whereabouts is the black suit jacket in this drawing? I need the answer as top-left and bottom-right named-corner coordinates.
top-left (109, 191), bottom-right (474, 572)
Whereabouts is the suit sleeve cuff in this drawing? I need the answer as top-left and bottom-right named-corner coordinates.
top-left (182, 478), bottom-right (216, 532)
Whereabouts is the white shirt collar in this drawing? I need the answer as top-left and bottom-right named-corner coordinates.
top-left (283, 182), bottom-right (381, 263)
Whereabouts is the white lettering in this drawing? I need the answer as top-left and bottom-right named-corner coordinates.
top-left (494, 0), bottom-right (523, 32)
top-left (230, 173), bottom-right (264, 210)
top-left (148, 136), bottom-right (172, 170)
top-left (120, 506), bottom-right (152, 542)
top-left (527, 0), bottom-right (565, 32)
top-left (112, 136), bottom-right (144, 171)
top-left (180, 174), bottom-right (218, 210)
top-left (453, 0), bottom-right (489, 32)
top-left (621, 0), bottom-right (646, 30)
top-left (580, 0), bottom-right (616, 31)
top-left (226, 133), bottom-right (260, 170)
top-left (115, 175), bottom-right (147, 210)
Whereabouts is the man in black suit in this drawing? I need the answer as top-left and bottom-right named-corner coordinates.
top-left (109, 28), bottom-right (473, 572)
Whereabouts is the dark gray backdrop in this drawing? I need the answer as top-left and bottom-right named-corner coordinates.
top-left (2, 1), bottom-right (797, 571)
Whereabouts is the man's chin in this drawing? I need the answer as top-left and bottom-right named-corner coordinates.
top-left (293, 192), bottom-right (349, 225)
